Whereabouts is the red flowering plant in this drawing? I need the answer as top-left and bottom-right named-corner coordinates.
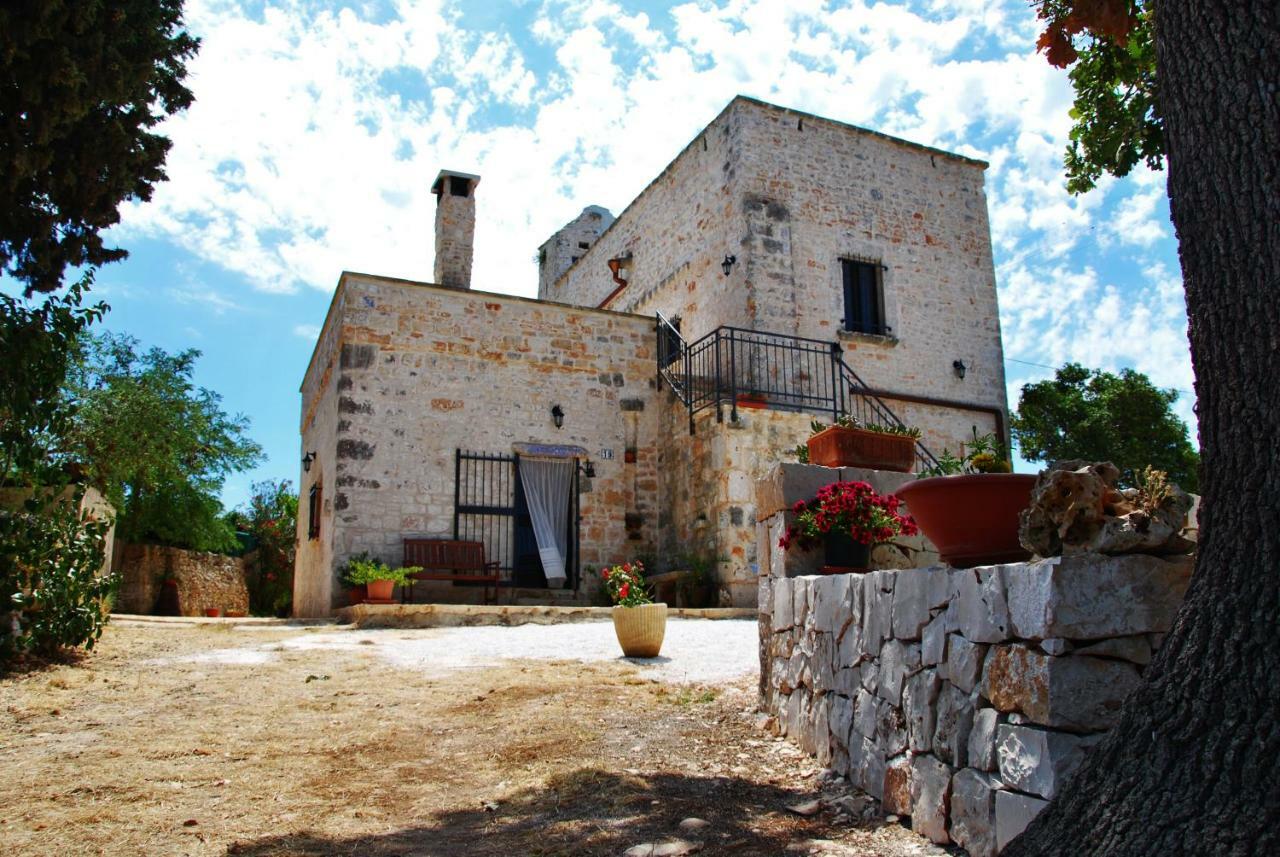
top-left (779, 481), bottom-right (917, 551)
top-left (599, 560), bottom-right (653, 607)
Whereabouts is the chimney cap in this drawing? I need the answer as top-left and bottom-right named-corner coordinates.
top-left (432, 169), bottom-right (481, 195)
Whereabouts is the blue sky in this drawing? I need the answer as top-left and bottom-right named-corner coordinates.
top-left (26, 0), bottom-right (1197, 509)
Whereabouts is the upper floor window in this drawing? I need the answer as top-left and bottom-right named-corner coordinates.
top-left (841, 258), bottom-right (889, 336)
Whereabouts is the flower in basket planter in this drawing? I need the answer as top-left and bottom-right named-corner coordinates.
top-left (780, 481), bottom-right (917, 572)
top-left (600, 560), bottom-right (667, 657)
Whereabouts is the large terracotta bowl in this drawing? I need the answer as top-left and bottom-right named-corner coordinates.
top-left (895, 474), bottom-right (1038, 567)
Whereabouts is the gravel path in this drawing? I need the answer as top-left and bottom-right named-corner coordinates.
top-left (164, 618), bottom-right (762, 685)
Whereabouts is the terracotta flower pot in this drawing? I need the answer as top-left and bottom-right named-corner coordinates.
top-left (347, 585), bottom-right (367, 606)
top-left (895, 474), bottom-right (1038, 568)
top-left (365, 579), bottom-right (395, 601)
top-left (204, 608), bottom-right (220, 618)
top-left (736, 393), bottom-right (768, 410)
top-left (612, 603), bottom-right (668, 658)
top-left (807, 425), bottom-right (915, 472)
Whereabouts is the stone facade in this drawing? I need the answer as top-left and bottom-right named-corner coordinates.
top-left (759, 548), bottom-right (1192, 854)
top-left (114, 543), bottom-right (250, 617)
top-left (549, 96), bottom-right (1007, 461)
top-left (295, 95), bottom-right (1012, 616)
top-left (538, 205), bottom-right (615, 297)
top-left (294, 273), bottom-right (660, 616)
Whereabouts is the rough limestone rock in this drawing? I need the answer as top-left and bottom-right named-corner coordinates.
top-left (853, 689), bottom-right (879, 740)
top-left (811, 694), bottom-right (833, 766)
top-left (772, 580), bottom-right (793, 631)
top-left (1019, 460), bottom-right (1194, 557)
top-left (910, 754), bottom-right (955, 844)
top-left (982, 643), bottom-right (1143, 732)
top-left (995, 790), bottom-right (1050, 851)
top-left (946, 634), bottom-right (986, 694)
top-left (1018, 461), bottom-right (1116, 557)
top-left (933, 682), bottom-right (975, 767)
top-left (833, 666), bottom-right (862, 698)
top-left (877, 639), bottom-right (921, 706)
top-left (996, 723), bottom-right (1102, 799)
top-left (950, 768), bottom-right (1003, 857)
top-left (850, 734), bottom-right (886, 800)
top-left (922, 612), bottom-right (948, 665)
top-left (860, 572), bottom-right (895, 658)
top-left (1005, 553), bottom-right (1193, 641)
top-left (812, 633), bottom-right (834, 691)
top-left (882, 754), bottom-right (914, 816)
top-left (1073, 635), bottom-right (1153, 665)
top-left (891, 568), bottom-right (933, 640)
top-left (904, 669), bottom-right (943, 753)
top-left (812, 574), bottom-right (852, 636)
top-left (968, 708), bottom-right (1000, 772)
top-left (949, 566), bottom-right (1011, 643)
top-left (830, 695), bottom-right (854, 752)
top-left (876, 696), bottom-right (909, 757)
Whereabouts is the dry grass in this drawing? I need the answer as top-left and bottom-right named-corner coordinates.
top-left (0, 622), bottom-right (941, 856)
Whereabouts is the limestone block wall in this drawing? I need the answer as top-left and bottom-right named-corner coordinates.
top-left (549, 100), bottom-right (744, 339)
top-left (758, 554), bottom-right (1192, 854)
top-left (537, 205), bottom-right (615, 299)
top-left (733, 101), bottom-right (1007, 414)
top-left (294, 273), bottom-right (661, 616)
top-left (114, 543), bottom-right (249, 617)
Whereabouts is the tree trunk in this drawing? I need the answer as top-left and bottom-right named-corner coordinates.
top-left (1005, 3), bottom-right (1280, 855)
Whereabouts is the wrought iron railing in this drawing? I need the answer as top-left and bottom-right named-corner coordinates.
top-left (656, 315), bottom-right (939, 470)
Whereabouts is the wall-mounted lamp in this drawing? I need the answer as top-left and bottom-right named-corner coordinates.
top-left (551, 404), bottom-right (565, 429)
top-left (952, 360), bottom-right (967, 380)
top-left (721, 254), bottom-right (737, 276)
top-left (301, 451), bottom-right (316, 473)
top-left (578, 459), bottom-right (596, 478)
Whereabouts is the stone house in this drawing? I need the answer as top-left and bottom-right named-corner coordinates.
top-left (292, 96), bottom-right (1010, 617)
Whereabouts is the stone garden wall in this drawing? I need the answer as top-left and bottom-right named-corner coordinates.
top-left (758, 554), bottom-right (1192, 854)
top-left (114, 544), bottom-right (249, 617)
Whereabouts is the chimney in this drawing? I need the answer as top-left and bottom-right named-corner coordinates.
top-left (431, 169), bottom-right (480, 289)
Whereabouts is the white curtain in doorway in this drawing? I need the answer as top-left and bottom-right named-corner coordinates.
top-left (519, 457), bottom-right (574, 588)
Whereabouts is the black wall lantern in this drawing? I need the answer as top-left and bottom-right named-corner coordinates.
top-left (301, 451), bottom-right (316, 472)
top-left (952, 360), bottom-right (967, 380)
top-left (551, 404), bottom-right (565, 429)
top-left (721, 254), bottom-right (737, 276)
top-left (578, 459), bottom-right (596, 478)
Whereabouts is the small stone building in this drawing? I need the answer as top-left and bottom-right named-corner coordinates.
top-left (293, 96), bottom-right (1011, 617)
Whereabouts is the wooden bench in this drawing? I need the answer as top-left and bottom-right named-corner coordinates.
top-left (402, 539), bottom-right (501, 605)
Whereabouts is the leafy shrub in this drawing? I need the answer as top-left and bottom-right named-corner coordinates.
top-left (0, 489), bottom-right (115, 666)
top-left (341, 556), bottom-right (418, 586)
top-left (918, 428), bottom-right (1013, 477)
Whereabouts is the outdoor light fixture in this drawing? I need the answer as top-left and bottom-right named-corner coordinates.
top-left (952, 360), bottom-right (967, 380)
top-left (551, 404), bottom-right (565, 429)
top-left (579, 459), bottom-right (596, 478)
top-left (721, 254), bottom-right (737, 276)
top-left (301, 451), bottom-right (316, 472)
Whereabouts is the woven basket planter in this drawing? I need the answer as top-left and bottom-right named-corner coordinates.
top-left (807, 425), bottom-right (915, 472)
top-left (612, 603), bottom-right (668, 658)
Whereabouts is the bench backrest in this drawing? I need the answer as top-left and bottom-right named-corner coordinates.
top-left (403, 538), bottom-right (487, 570)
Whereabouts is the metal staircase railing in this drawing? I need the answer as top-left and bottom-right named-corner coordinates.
top-left (655, 313), bottom-right (940, 470)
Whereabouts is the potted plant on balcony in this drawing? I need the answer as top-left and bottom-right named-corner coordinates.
top-left (806, 415), bottom-right (921, 472)
top-left (342, 556), bottom-right (419, 603)
top-left (894, 429), bottom-right (1037, 568)
top-left (779, 481), bottom-right (918, 573)
top-left (601, 560), bottom-right (667, 657)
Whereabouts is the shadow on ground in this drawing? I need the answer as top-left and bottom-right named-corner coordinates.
top-left (228, 767), bottom-right (844, 856)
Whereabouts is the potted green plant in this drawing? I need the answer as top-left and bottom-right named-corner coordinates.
top-left (339, 552), bottom-right (372, 606)
top-left (806, 415), bottom-right (921, 472)
top-left (600, 560), bottom-right (666, 657)
top-left (779, 481), bottom-right (918, 572)
top-left (894, 429), bottom-right (1036, 567)
top-left (342, 556), bottom-right (419, 602)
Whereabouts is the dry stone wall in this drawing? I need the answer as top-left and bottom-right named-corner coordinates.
top-left (114, 543), bottom-right (249, 617)
top-left (759, 553), bottom-right (1192, 854)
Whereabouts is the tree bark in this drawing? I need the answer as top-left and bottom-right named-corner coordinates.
top-left (1005, 2), bottom-right (1280, 854)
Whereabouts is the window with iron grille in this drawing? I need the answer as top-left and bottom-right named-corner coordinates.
top-left (307, 483), bottom-right (321, 540)
top-left (841, 258), bottom-right (889, 336)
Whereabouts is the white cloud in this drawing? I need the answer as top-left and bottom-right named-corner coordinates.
top-left (293, 323), bottom-right (321, 339)
top-left (168, 287), bottom-right (242, 315)
top-left (113, 0), bottom-right (1194, 427)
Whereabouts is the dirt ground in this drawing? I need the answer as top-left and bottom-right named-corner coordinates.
top-left (0, 621), bottom-right (946, 856)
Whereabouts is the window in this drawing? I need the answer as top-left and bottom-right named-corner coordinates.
top-left (841, 258), bottom-right (889, 336)
top-left (308, 483), bottom-right (322, 540)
